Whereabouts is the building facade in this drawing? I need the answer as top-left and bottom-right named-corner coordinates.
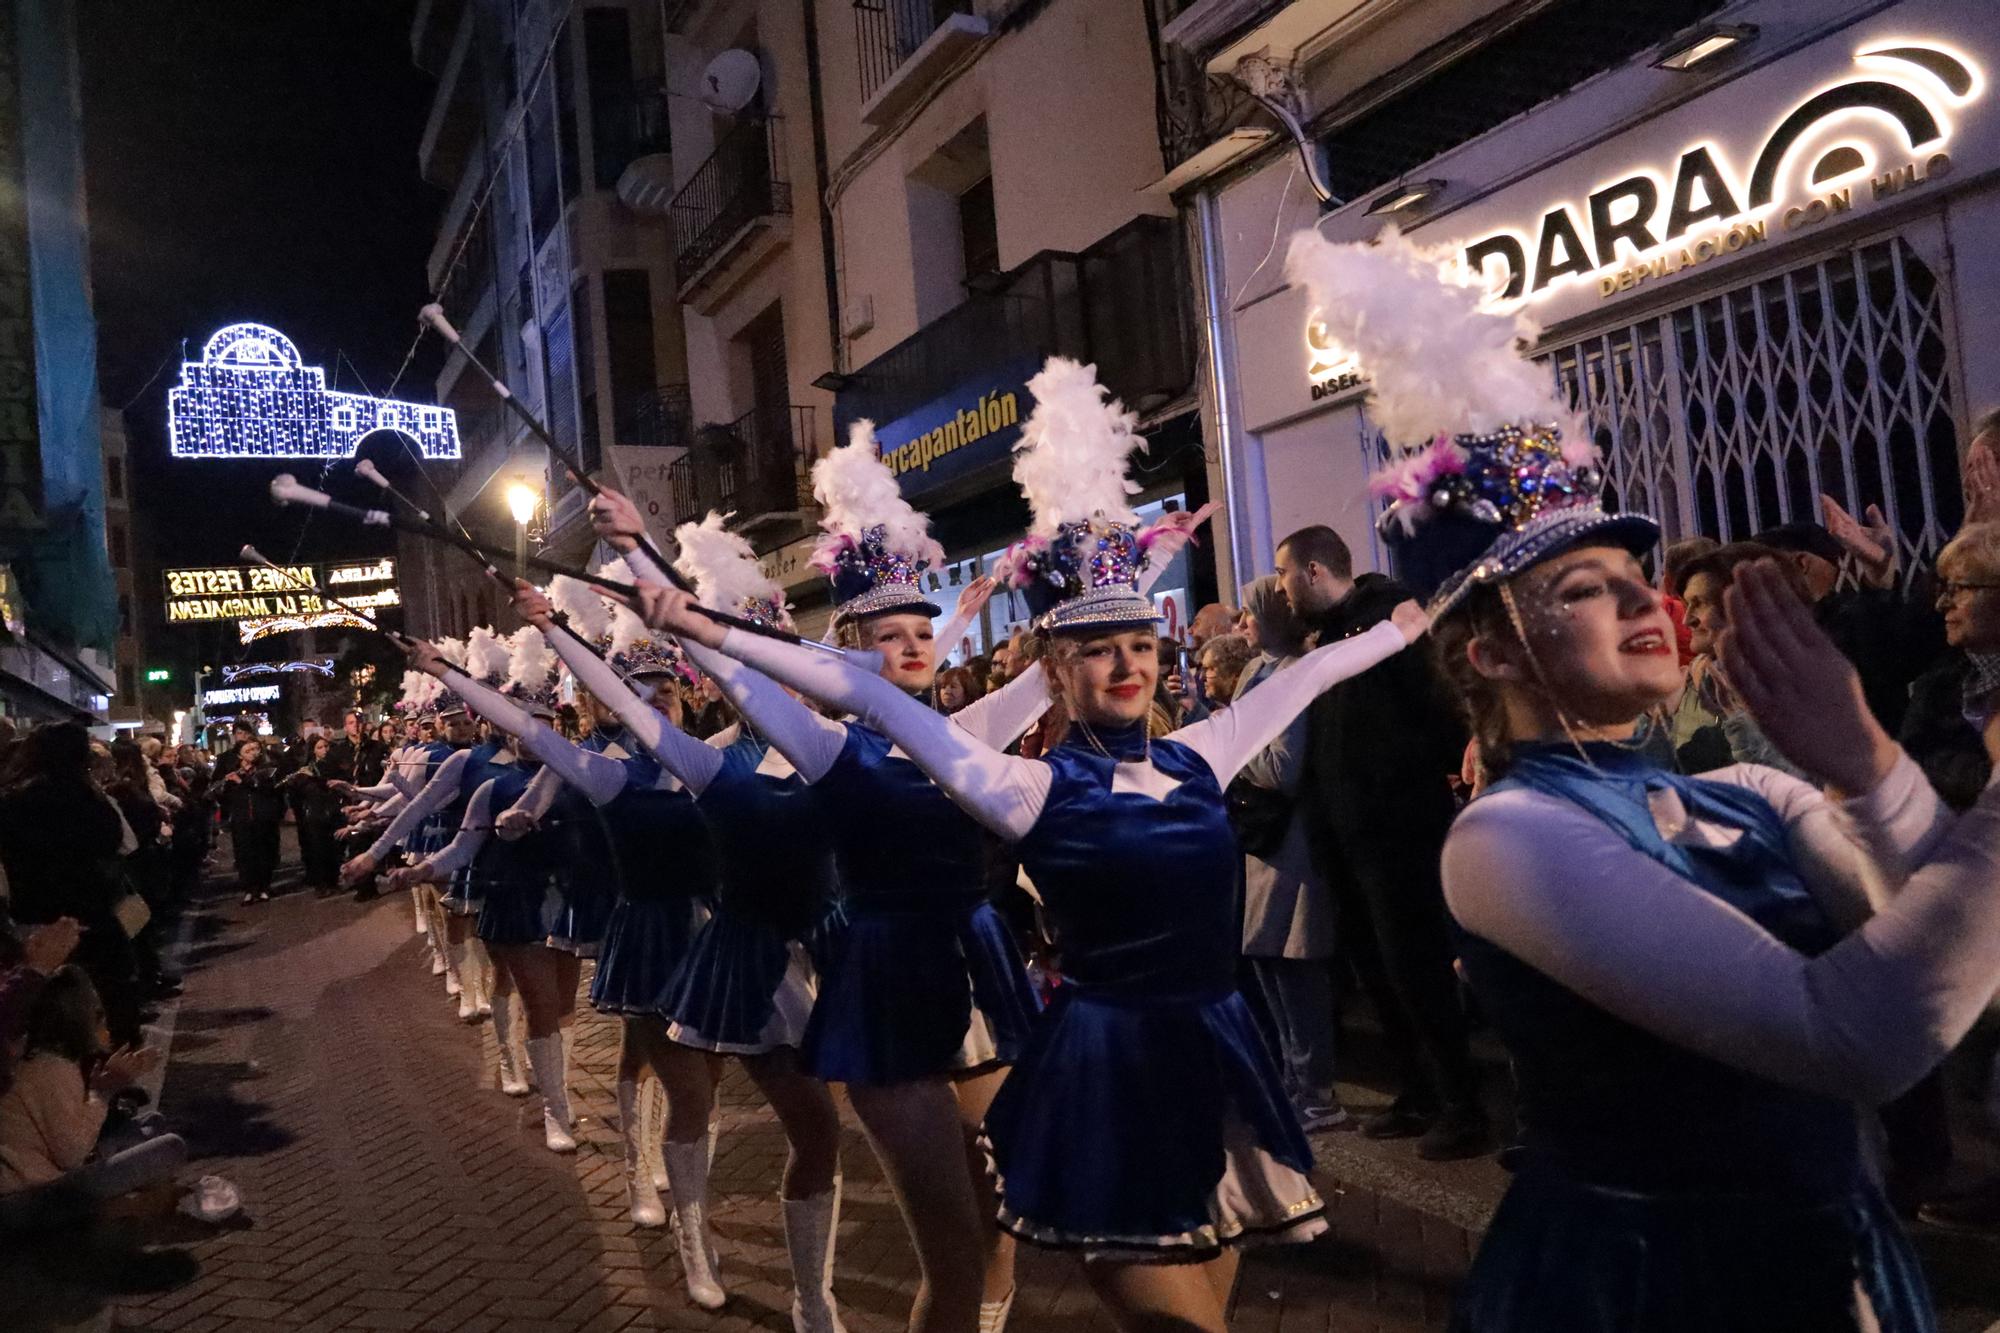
top-left (0, 0), bottom-right (118, 725)
top-left (1164, 0), bottom-right (1997, 594)
top-left (99, 404), bottom-right (150, 729)
top-left (406, 0), bottom-right (690, 638)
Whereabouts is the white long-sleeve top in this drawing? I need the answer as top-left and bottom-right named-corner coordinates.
top-left (542, 625), bottom-right (731, 797)
top-left (435, 668), bottom-right (628, 808)
top-left (365, 748), bottom-right (473, 861)
top-left (1443, 754), bottom-right (2000, 1106)
top-left (709, 620), bottom-right (1412, 842)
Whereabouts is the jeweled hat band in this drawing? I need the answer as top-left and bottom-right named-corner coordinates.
top-left (1038, 586), bottom-right (1162, 633)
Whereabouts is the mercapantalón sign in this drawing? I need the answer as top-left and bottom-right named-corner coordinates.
top-left (876, 363), bottom-right (1036, 500)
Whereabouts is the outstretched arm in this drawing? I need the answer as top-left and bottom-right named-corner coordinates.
top-left (407, 779), bottom-right (499, 883)
top-left (515, 584), bottom-right (726, 796)
top-left (617, 545), bottom-right (849, 783)
top-left (362, 749), bottom-right (471, 863)
top-left (432, 662), bottom-right (626, 807)
top-left (1174, 616), bottom-right (1415, 787)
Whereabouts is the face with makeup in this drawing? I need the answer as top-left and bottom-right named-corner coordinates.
top-left (1470, 544), bottom-right (1685, 733)
top-left (1051, 627), bottom-right (1161, 728)
top-left (859, 612), bottom-right (938, 693)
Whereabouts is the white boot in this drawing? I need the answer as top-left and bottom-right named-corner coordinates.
top-left (525, 1033), bottom-right (576, 1152)
top-left (469, 940), bottom-right (494, 1016)
top-left (979, 1289), bottom-right (1016, 1333)
top-left (783, 1181), bottom-right (847, 1333)
top-left (663, 1139), bottom-right (726, 1309)
top-left (646, 1079), bottom-right (669, 1192)
top-left (490, 995), bottom-right (531, 1096)
top-left (413, 888), bottom-right (429, 935)
top-left (618, 1079), bottom-right (666, 1226)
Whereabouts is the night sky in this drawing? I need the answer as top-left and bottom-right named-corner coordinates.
top-left (79, 0), bottom-right (447, 674)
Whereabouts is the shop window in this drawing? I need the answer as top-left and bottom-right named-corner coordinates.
top-left (1370, 236), bottom-right (1961, 584)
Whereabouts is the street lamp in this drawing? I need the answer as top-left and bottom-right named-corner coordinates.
top-left (506, 481), bottom-right (538, 580)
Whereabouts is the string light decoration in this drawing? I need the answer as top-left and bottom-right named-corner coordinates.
top-left (168, 323), bottom-right (461, 459)
top-left (237, 609), bottom-right (376, 645)
top-left (219, 659), bottom-right (337, 683)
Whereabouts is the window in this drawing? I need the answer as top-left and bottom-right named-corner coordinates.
top-left (603, 270), bottom-right (657, 441)
top-left (108, 522), bottom-right (127, 566)
top-left (584, 8), bottom-right (638, 190)
top-left (958, 176), bottom-right (998, 281)
top-left (556, 24), bottom-right (581, 206)
top-left (105, 457), bottom-right (124, 501)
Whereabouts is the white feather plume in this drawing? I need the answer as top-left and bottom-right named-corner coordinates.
top-left (466, 626), bottom-right (510, 682)
top-left (597, 557), bottom-right (648, 657)
top-left (1011, 357), bottom-right (1144, 536)
top-left (674, 511), bottom-right (781, 612)
top-left (1283, 226), bottom-right (1581, 447)
top-left (435, 635), bottom-right (467, 668)
top-left (506, 625), bottom-right (557, 692)
top-left (811, 421), bottom-right (945, 567)
top-left (398, 669), bottom-right (429, 709)
top-left (548, 574), bottom-right (612, 643)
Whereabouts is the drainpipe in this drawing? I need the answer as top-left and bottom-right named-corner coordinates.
top-left (1195, 188), bottom-right (1253, 592)
top-left (802, 0), bottom-right (846, 395)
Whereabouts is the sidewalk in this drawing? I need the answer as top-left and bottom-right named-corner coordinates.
top-left (18, 841), bottom-right (1995, 1331)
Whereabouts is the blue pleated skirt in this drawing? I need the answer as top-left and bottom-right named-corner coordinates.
top-left (588, 894), bottom-right (703, 1016)
top-left (982, 984), bottom-right (1323, 1257)
top-left (1452, 1168), bottom-right (1936, 1332)
top-left (475, 872), bottom-right (561, 948)
top-left (661, 905), bottom-right (811, 1052)
top-left (439, 863), bottom-right (483, 917)
top-left (801, 899), bottom-right (1040, 1086)
top-left (548, 871), bottom-right (615, 956)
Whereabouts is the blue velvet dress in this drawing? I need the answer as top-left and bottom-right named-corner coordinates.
top-left (802, 723), bottom-right (1042, 1085)
top-left (545, 730), bottom-right (632, 955)
top-left (1451, 745), bottom-right (1936, 1332)
top-left (436, 741), bottom-right (502, 916)
top-left (984, 723), bottom-right (1322, 1256)
top-left (661, 732), bottom-right (837, 1051)
top-left (471, 760), bottom-right (559, 947)
top-left (588, 752), bottom-right (718, 1017)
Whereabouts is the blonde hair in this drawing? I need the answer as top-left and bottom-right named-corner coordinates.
top-left (1939, 521), bottom-right (2000, 583)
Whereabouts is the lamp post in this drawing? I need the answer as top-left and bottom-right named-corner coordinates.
top-left (506, 481), bottom-right (538, 582)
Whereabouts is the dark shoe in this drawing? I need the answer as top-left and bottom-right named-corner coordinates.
top-left (1417, 1106), bottom-right (1494, 1161)
top-left (1918, 1176), bottom-right (2000, 1232)
top-left (1361, 1103), bottom-right (1434, 1140)
top-left (352, 884), bottom-right (380, 902)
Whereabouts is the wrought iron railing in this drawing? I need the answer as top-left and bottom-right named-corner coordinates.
top-left (669, 116), bottom-right (790, 287)
top-left (854, 0), bottom-right (974, 103)
top-left (616, 384), bottom-right (693, 449)
top-left (665, 405), bottom-right (814, 526)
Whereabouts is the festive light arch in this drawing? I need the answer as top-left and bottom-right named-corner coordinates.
top-left (167, 322), bottom-right (461, 460)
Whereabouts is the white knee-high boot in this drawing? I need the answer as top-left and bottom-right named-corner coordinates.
top-left (646, 1078), bottom-right (669, 1192)
top-left (525, 1033), bottom-right (576, 1152)
top-left (490, 994), bottom-right (531, 1096)
top-left (618, 1079), bottom-right (666, 1226)
top-left (663, 1139), bottom-right (725, 1309)
top-left (468, 938), bottom-right (494, 1017)
top-left (782, 1179), bottom-right (847, 1333)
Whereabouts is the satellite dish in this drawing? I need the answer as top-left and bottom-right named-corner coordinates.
top-left (701, 49), bottom-right (762, 114)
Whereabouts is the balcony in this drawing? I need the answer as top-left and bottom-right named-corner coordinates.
top-left (617, 385), bottom-right (694, 450)
top-left (855, 1), bottom-right (990, 126)
top-left (665, 405), bottom-right (814, 542)
top-left (835, 215), bottom-right (1195, 500)
top-left (669, 116), bottom-right (792, 312)
top-left (612, 79), bottom-right (678, 213)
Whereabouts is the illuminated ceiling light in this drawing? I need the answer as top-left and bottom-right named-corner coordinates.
top-left (1654, 23), bottom-right (1758, 72)
top-left (1364, 179), bottom-right (1446, 217)
top-left (507, 482), bottom-right (540, 525)
top-left (168, 322), bottom-right (461, 460)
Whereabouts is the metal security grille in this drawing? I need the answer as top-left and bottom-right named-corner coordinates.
top-left (1541, 236), bottom-right (1964, 580)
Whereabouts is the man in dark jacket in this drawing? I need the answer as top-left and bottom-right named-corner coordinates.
top-left (1275, 525), bottom-right (1488, 1160)
top-left (324, 711), bottom-right (385, 787)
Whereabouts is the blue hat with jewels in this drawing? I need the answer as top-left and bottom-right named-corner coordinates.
top-left (675, 511), bottom-right (797, 636)
top-left (997, 357), bottom-right (1161, 633)
top-left (810, 423), bottom-right (943, 623)
top-left (1285, 226), bottom-right (1658, 617)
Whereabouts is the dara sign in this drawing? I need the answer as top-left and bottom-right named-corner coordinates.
top-left (167, 323), bottom-right (460, 459)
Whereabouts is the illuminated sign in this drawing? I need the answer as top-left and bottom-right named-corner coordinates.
top-left (1305, 319), bottom-right (1366, 402)
top-left (1459, 43), bottom-right (1982, 306)
top-left (145, 668), bottom-right (171, 683)
top-left (167, 323), bottom-right (460, 459)
top-left (238, 611), bottom-right (376, 645)
top-left (220, 659), bottom-right (336, 683)
top-left (165, 559), bottom-right (400, 627)
top-left (201, 684), bottom-right (282, 706)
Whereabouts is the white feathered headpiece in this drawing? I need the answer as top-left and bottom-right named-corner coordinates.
top-left (808, 421), bottom-right (943, 618)
top-left (465, 626), bottom-right (510, 684)
top-left (675, 511), bottom-right (791, 629)
top-left (548, 574), bottom-right (613, 646)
